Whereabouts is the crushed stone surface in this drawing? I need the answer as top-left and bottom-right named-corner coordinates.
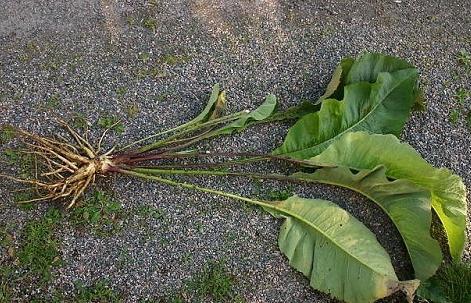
top-left (0, 0), bottom-right (470, 302)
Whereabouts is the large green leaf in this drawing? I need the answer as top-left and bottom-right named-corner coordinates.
top-left (344, 53), bottom-right (412, 84)
top-left (212, 94), bottom-right (277, 135)
top-left (309, 132), bottom-right (467, 260)
top-left (273, 53), bottom-right (419, 159)
top-left (321, 53), bottom-right (426, 111)
top-left (267, 195), bottom-right (419, 303)
top-left (293, 165), bottom-right (442, 280)
top-left (319, 53), bottom-right (416, 103)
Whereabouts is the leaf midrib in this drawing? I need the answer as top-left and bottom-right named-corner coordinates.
top-left (275, 199), bottom-right (396, 278)
top-left (288, 70), bottom-right (415, 157)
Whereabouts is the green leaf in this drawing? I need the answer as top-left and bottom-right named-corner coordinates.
top-left (266, 195), bottom-right (419, 303)
top-left (293, 165), bottom-right (442, 280)
top-left (328, 53), bottom-right (425, 112)
top-left (317, 57), bottom-right (354, 103)
top-left (309, 131), bottom-right (467, 261)
top-left (321, 53), bottom-right (425, 109)
top-left (273, 53), bottom-right (419, 159)
top-left (344, 53), bottom-right (413, 84)
top-left (191, 83), bottom-right (221, 124)
top-left (212, 94), bottom-right (277, 135)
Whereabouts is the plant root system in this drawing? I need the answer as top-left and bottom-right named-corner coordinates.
top-left (1, 121), bottom-right (115, 209)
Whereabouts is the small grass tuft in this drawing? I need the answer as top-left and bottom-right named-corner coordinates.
top-left (182, 252), bottom-right (193, 264)
top-left (2, 149), bottom-right (19, 164)
top-left (16, 199), bottom-right (36, 212)
top-left (457, 49), bottom-right (471, 69)
top-left (0, 225), bottom-right (13, 251)
top-left (126, 103), bottom-right (140, 119)
top-left (0, 226), bottom-right (15, 302)
top-left (142, 17), bottom-right (157, 32)
top-left (3, 149), bottom-right (34, 179)
top-left (419, 262), bottom-right (471, 303)
top-left (45, 94), bottom-right (61, 109)
top-left (135, 205), bottom-right (164, 220)
top-left (159, 54), bottom-right (191, 66)
top-left (252, 180), bottom-right (293, 201)
top-left (186, 260), bottom-right (235, 302)
top-left (171, 297), bottom-right (185, 303)
top-left (165, 296), bottom-right (185, 303)
top-left (438, 262), bottom-right (471, 302)
top-left (126, 16), bottom-right (136, 26)
top-left (69, 190), bottom-right (123, 237)
top-left (116, 87), bottom-right (128, 98)
top-left (149, 66), bottom-right (167, 78)
top-left (71, 113), bottom-right (88, 130)
top-left (13, 191), bottom-right (35, 205)
top-left (0, 265), bottom-right (14, 302)
top-left (0, 125), bottom-right (16, 144)
top-left (18, 53), bottom-right (32, 63)
top-left (454, 88), bottom-right (470, 104)
top-left (449, 109), bottom-right (460, 125)
top-left (17, 208), bottom-right (62, 283)
top-left (18, 42), bottom-right (40, 63)
top-left (136, 66), bottom-right (167, 79)
top-left (97, 115), bottom-right (125, 134)
top-left (28, 291), bottom-right (65, 303)
top-left (137, 52), bottom-right (151, 63)
top-left (75, 280), bottom-right (121, 303)
top-left (266, 188), bottom-right (293, 201)
top-left (154, 93), bottom-right (166, 102)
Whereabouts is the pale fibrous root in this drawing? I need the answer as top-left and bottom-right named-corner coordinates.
top-left (1, 120), bottom-right (116, 209)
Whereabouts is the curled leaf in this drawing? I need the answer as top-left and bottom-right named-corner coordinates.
top-left (317, 57), bottom-right (354, 103)
top-left (309, 131), bottom-right (467, 261)
top-left (213, 94), bottom-right (277, 135)
top-left (293, 165), bottom-right (442, 280)
top-left (192, 83), bottom-right (222, 123)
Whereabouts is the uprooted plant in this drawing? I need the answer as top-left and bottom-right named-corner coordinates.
top-left (1, 53), bottom-right (468, 303)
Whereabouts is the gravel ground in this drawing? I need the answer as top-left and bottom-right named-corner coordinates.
top-left (0, 0), bottom-right (470, 302)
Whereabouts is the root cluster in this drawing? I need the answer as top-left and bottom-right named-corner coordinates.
top-left (2, 121), bottom-right (115, 208)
